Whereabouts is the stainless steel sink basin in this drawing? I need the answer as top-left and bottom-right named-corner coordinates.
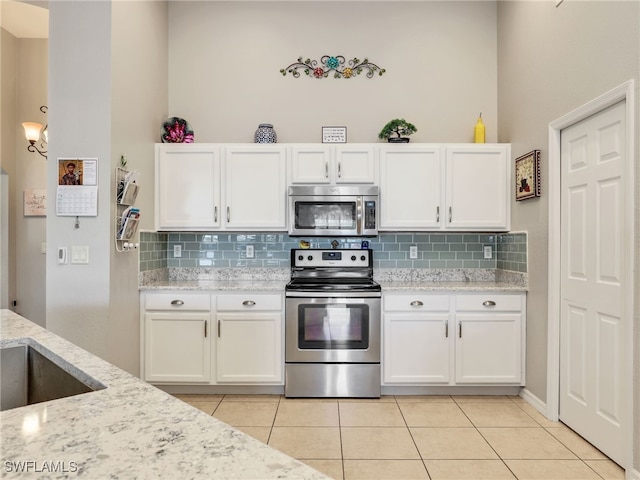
top-left (1, 343), bottom-right (106, 411)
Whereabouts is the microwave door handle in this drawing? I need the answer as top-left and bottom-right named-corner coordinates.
top-left (356, 196), bottom-right (363, 235)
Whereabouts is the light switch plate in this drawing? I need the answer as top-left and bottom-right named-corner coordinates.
top-left (71, 246), bottom-right (89, 264)
top-left (173, 245), bottom-right (182, 258)
top-left (483, 245), bottom-right (493, 259)
top-left (409, 245), bottom-right (418, 259)
top-left (246, 245), bottom-right (255, 258)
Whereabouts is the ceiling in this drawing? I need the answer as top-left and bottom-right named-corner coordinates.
top-left (1, 0), bottom-right (48, 39)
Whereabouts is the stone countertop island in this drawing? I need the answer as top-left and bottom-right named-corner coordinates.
top-left (0, 310), bottom-right (328, 480)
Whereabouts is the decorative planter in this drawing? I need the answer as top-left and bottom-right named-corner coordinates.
top-left (254, 124), bottom-right (278, 143)
top-left (388, 137), bottom-right (410, 143)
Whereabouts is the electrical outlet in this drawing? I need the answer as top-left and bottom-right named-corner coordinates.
top-left (246, 245), bottom-right (255, 258)
top-left (409, 245), bottom-right (418, 259)
top-left (483, 245), bottom-right (493, 259)
top-left (173, 245), bottom-right (182, 258)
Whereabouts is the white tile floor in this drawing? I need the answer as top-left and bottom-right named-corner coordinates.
top-left (173, 394), bottom-right (625, 480)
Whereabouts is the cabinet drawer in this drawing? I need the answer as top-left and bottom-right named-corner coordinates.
top-left (145, 293), bottom-right (211, 311)
top-left (384, 294), bottom-right (450, 312)
top-left (217, 294), bottom-right (282, 311)
top-left (455, 294), bottom-right (522, 312)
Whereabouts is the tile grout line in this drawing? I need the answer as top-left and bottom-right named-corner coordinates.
top-left (394, 395), bottom-right (434, 480)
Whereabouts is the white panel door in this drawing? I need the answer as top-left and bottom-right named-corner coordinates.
top-left (560, 101), bottom-right (626, 465)
top-left (445, 145), bottom-right (510, 231)
top-left (155, 144), bottom-right (221, 230)
top-left (334, 145), bottom-right (376, 183)
top-left (216, 313), bottom-right (283, 383)
top-left (378, 145), bottom-right (443, 230)
top-left (224, 146), bottom-right (287, 229)
top-left (383, 312), bottom-right (451, 384)
top-left (290, 145), bottom-right (332, 184)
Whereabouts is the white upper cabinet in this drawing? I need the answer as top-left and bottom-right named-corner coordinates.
top-left (155, 144), bottom-right (287, 231)
top-left (378, 144), bottom-right (510, 231)
top-left (379, 145), bottom-right (443, 230)
top-left (289, 144), bottom-right (376, 184)
top-left (445, 145), bottom-right (510, 231)
top-left (224, 145), bottom-right (287, 230)
top-left (155, 144), bottom-right (221, 230)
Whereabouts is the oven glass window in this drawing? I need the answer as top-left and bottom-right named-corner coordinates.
top-left (297, 303), bottom-right (369, 350)
top-left (294, 202), bottom-right (356, 230)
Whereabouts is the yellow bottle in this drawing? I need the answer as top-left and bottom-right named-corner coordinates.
top-left (474, 113), bottom-right (485, 143)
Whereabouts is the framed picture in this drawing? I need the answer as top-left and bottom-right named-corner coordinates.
top-left (322, 126), bottom-right (347, 143)
top-left (515, 150), bottom-right (541, 201)
top-left (24, 189), bottom-right (47, 216)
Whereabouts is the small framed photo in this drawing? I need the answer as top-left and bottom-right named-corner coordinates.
top-left (322, 126), bottom-right (347, 143)
top-left (515, 150), bottom-right (541, 201)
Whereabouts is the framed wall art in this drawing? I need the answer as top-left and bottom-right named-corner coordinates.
top-left (515, 150), bottom-right (541, 201)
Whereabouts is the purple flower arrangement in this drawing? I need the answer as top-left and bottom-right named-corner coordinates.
top-left (161, 117), bottom-right (194, 143)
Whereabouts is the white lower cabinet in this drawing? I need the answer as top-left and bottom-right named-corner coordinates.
top-left (454, 294), bottom-right (525, 384)
top-left (383, 294), bottom-right (451, 384)
top-left (215, 294), bottom-right (283, 384)
top-left (383, 292), bottom-right (525, 386)
top-left (142, 293), bottom-right (212, 383)
top-left (141, 292), bottom-right (283, 385)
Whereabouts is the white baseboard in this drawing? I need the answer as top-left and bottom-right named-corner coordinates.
top-left (519, 387), bottom-right (547, 416)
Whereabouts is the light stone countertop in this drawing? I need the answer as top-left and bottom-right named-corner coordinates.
top-left (0, 310), bottom-right (328, 480)
top-left (378, 280), bottom-right (527, 292)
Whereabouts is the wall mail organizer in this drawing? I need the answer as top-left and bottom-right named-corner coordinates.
top-left (115, 163), bottom-right (141, 252)
top-left (280, 56), bottom-right (386, 79)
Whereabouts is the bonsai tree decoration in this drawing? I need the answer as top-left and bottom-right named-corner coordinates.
top-left (378, 118), bottom-right (417, 143)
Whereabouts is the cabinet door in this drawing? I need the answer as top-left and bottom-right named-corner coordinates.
top-left (224, 146), bottom-right (287, 229)
top-left (216, 312), bottom-right (283, 383)
top-left (290, 145), bottom-right (332, 184)
top-left (445, 145), bottom-right (510, 231)
top-left (383, 313), bottom-right (451, 384)
top-left (455, 313), bottom-right (522, 384)
top-left (379, 145), bottom-right (443, 230)
top-left (334, 145), bottom-right (376, 183)
top-left (155, 144), bottom-right (221, 230)
top-left (144, 312), bottom-right (211, 383)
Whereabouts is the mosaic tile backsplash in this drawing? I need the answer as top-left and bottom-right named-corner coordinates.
top-left (140, 231), bottom-right (527, 273)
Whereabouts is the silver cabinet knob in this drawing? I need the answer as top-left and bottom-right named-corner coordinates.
top-left (170, 299), bottom-right (184, 306)
top-left (242, 300), bottom-right (256, 307)
top-left (410, 300), bottom-right (424, 307)
top-left (482, 300), bottom-right (497, 307)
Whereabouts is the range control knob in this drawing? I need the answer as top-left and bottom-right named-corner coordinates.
top-left (360, 255), bottom-right (366, 261)
top-left (307, 255), bottom-right (313, 261)
top-left (351, 255), bottom-right (357, 261)
top-left (298, 255), bottom-right (303, 261)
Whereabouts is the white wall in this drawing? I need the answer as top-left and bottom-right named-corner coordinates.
top-left (47, 1), bottom-right (168, 375)
top-left (167, 1), bottom-right (498, 145)
top-left (15, 39), bottom-right (47, 325)
top-left (497, 0), bottom-right (639, 472)
top-left (47, 1), bottom-right (113, 360)
top-left (109, 1), bottom-right (168, 374)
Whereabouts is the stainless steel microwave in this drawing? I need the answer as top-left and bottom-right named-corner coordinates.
top-left (288, 185), bottom-right (378, 237)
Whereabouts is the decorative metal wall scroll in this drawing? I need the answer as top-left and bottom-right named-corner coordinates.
top-left (280, 56), bottom-right (386, 79)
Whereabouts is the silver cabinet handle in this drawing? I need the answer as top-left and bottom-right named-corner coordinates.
top-left (214, 206), bottom-right (218, 222)
top-left (170, 300), bottom-right (184, 306)
top-left (410, 300), bottom-right (424, 307)
top-left (436, 206), bottom-right (440, 222)
top-left (338, 162), bottom-right (342, 178)
top-left (458, 322), bottom-right (462, 338)
top-left (482, 300), bottom-right (497, 307)
top-left (218, 320), bottom-right (221, 338)
top-left (226, 206), bottom-right (230, 223)
top-left (445, 321), bottom-right (449, 338)
top-left (204, 320), bottom-right (208, 338)
top-left (242, 300), bottom-right (256, 307)
top-left (325, 160), bottom-right (329, 179)
top-left (449, 206), bottom-right (452, 223)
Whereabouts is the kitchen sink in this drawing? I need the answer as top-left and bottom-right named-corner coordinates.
top-left (0, 343), bottom-right (106, 411)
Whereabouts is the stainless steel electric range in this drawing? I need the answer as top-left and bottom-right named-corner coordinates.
top-left (284, 248), bottom-right (381, 398)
